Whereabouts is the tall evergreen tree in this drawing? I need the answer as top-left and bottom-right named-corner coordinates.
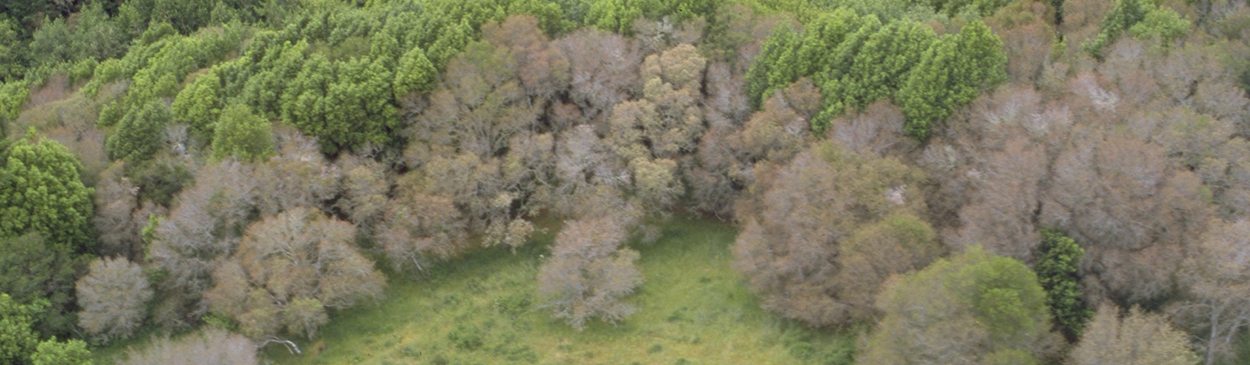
top-left (898, 20), bottom-right (1007, 139)
top-left (106, 100), bottom-right (171, 162)
top-left (746, 24), bottom-right (799, 110)
top-left (1036, 229), bottom-right (1091, 341)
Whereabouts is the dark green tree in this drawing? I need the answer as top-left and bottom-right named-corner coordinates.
top-left (28, 3), bottom-right (127, 66)
top-left (1081, 0), bottom-right (1151, 58)
top-left (69, 2), bottom-right (129, 62)
top-left (106, 100), bottom-right (171, 162)
top-left (929, 0), bottom-right (1015, 16)
top-left (0, 0), bottom-right (49, 25)
top-left (124, 159), bottom-right (193, 207)
top-left (0, 17), bottom-right (24, 82)
top-left (898, 20), bottom-right (1007, 139)
top-left (0, 80), bottom-right (26, 130)
top-left (283, 55), bottom-right (400, 154)
top-left (841, 19), bottom-right (935, 112)
top-left (150, 0), bottom-right (215, 34)
top-left (584, 0), bottom-right (715, 34)
top-left (0, 292), bottom-right (92, 365)
top-left (427, 19), bottom-right (472, 69)
top-left (244, 40), bottom-right (309, 120)
top-left (1, 131), bottom-right (95, 252)
top-left (393, 46), bottom-right (438, 97)
top-left (796, 9), bottom-right (867, 79)
top-left (810, 14), bottom-right (887, 132)
top-left (508, 0), bottom-right (576, 35)
top-left (1036, 229), bottom-right (1091, 341)
top-left (585, 0), bottom-right (647, 34)
top-left (173, 71), bottom-right (223, 141)
top-left (746, 24), bottom-right (800, 110)
top-left (1047, 0), bottom-right (1065, 24)
top-left (0, 233), bottom-right (82, 338)
top-left (27, 17), bottom-right (73, 66)
top-left (279, 52), bottom-right (332, 132)
top-left (212, 104), bottom-right (274, 162)
top-left (813, 13), bottom-right (881, 87)
top-left (0, 293), bottom-right (41, 364)
top-left (370, 31), bottom-right (401, 67)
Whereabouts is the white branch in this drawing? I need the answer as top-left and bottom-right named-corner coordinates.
top-left (259, 337), bottom-right (302, 355)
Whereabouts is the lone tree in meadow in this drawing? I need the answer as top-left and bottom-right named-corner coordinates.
top-left (538, 212), bottom-right (643, 330)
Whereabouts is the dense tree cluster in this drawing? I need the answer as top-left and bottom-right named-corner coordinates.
top-left (733, 142), bottom-right (937, 326)
top-left (204, 208), bottom-right (386, 339)
top-left (0, 293), bottom-right (93, 365)
top-left (859, 247), bottom-right (1061, 364)
top-left (1069, 304), bottom-right (1198, 365)
top-left (745, 9), bottom-right (1008, 137)
top-left (4, 0), bottom-right (1250, 363)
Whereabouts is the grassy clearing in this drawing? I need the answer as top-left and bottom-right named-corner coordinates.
top-left (96, 216), bottom-right (855, 364)
top-left (266, 216), bottom-right (854, 365)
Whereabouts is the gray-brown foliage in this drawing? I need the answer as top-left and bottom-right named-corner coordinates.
top-left (336, 154), bottom-right (390, 228)
top-left (952, 138), bottom-right (1048, 262)
top-left (1171, 219), bottom-right (1250, 365)
top-left (733, 142), bottom-right (930, 326)
top-left (736, 81), bottom-right (815, 165)
top-left (119, 328), bottom-right (257, 365)
top-left (552, 125), bottom-right (629, 216)
top-left (1042, 135), bottom-right (1210, 303)
top-left (254, 129), bottom-right (341, 216)
top-left (93, 162), bottom-right (165, 260)
top-left (148, 160), bottom-right (261, 326)
top-left (413, 40), bottom-right (536, 158)
top-left (537, 212), bottom-right (642, 330)
top-left (204, 208), bottom-right (385, 339)
top-left (554, 28), bottom-right (643, 123)
top-left (483, 15), bottom-right (570, 100)
top-left (1069, 304), bottom-right (1199, 365)
top-left (827, 100), bottom-right (914, 158)
top-left (76, 257), bottom-right (152, 341)
top-left (377, 188), bottom-right (467, 272)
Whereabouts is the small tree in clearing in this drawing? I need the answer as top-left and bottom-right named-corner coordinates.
top-left (537, 213), bottom-right (642, 330)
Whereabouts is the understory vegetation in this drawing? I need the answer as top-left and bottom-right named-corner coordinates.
top-left (5, 0), bottom-right (1250, 364)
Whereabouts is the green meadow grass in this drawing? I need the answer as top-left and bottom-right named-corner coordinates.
top-left (266, 216), bottom-right (855, 365)
top-left (97, 216), bottom-right (856, 364)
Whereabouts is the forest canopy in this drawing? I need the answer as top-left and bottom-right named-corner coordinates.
top-left (1, 0), bottom-right (1247, 364)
